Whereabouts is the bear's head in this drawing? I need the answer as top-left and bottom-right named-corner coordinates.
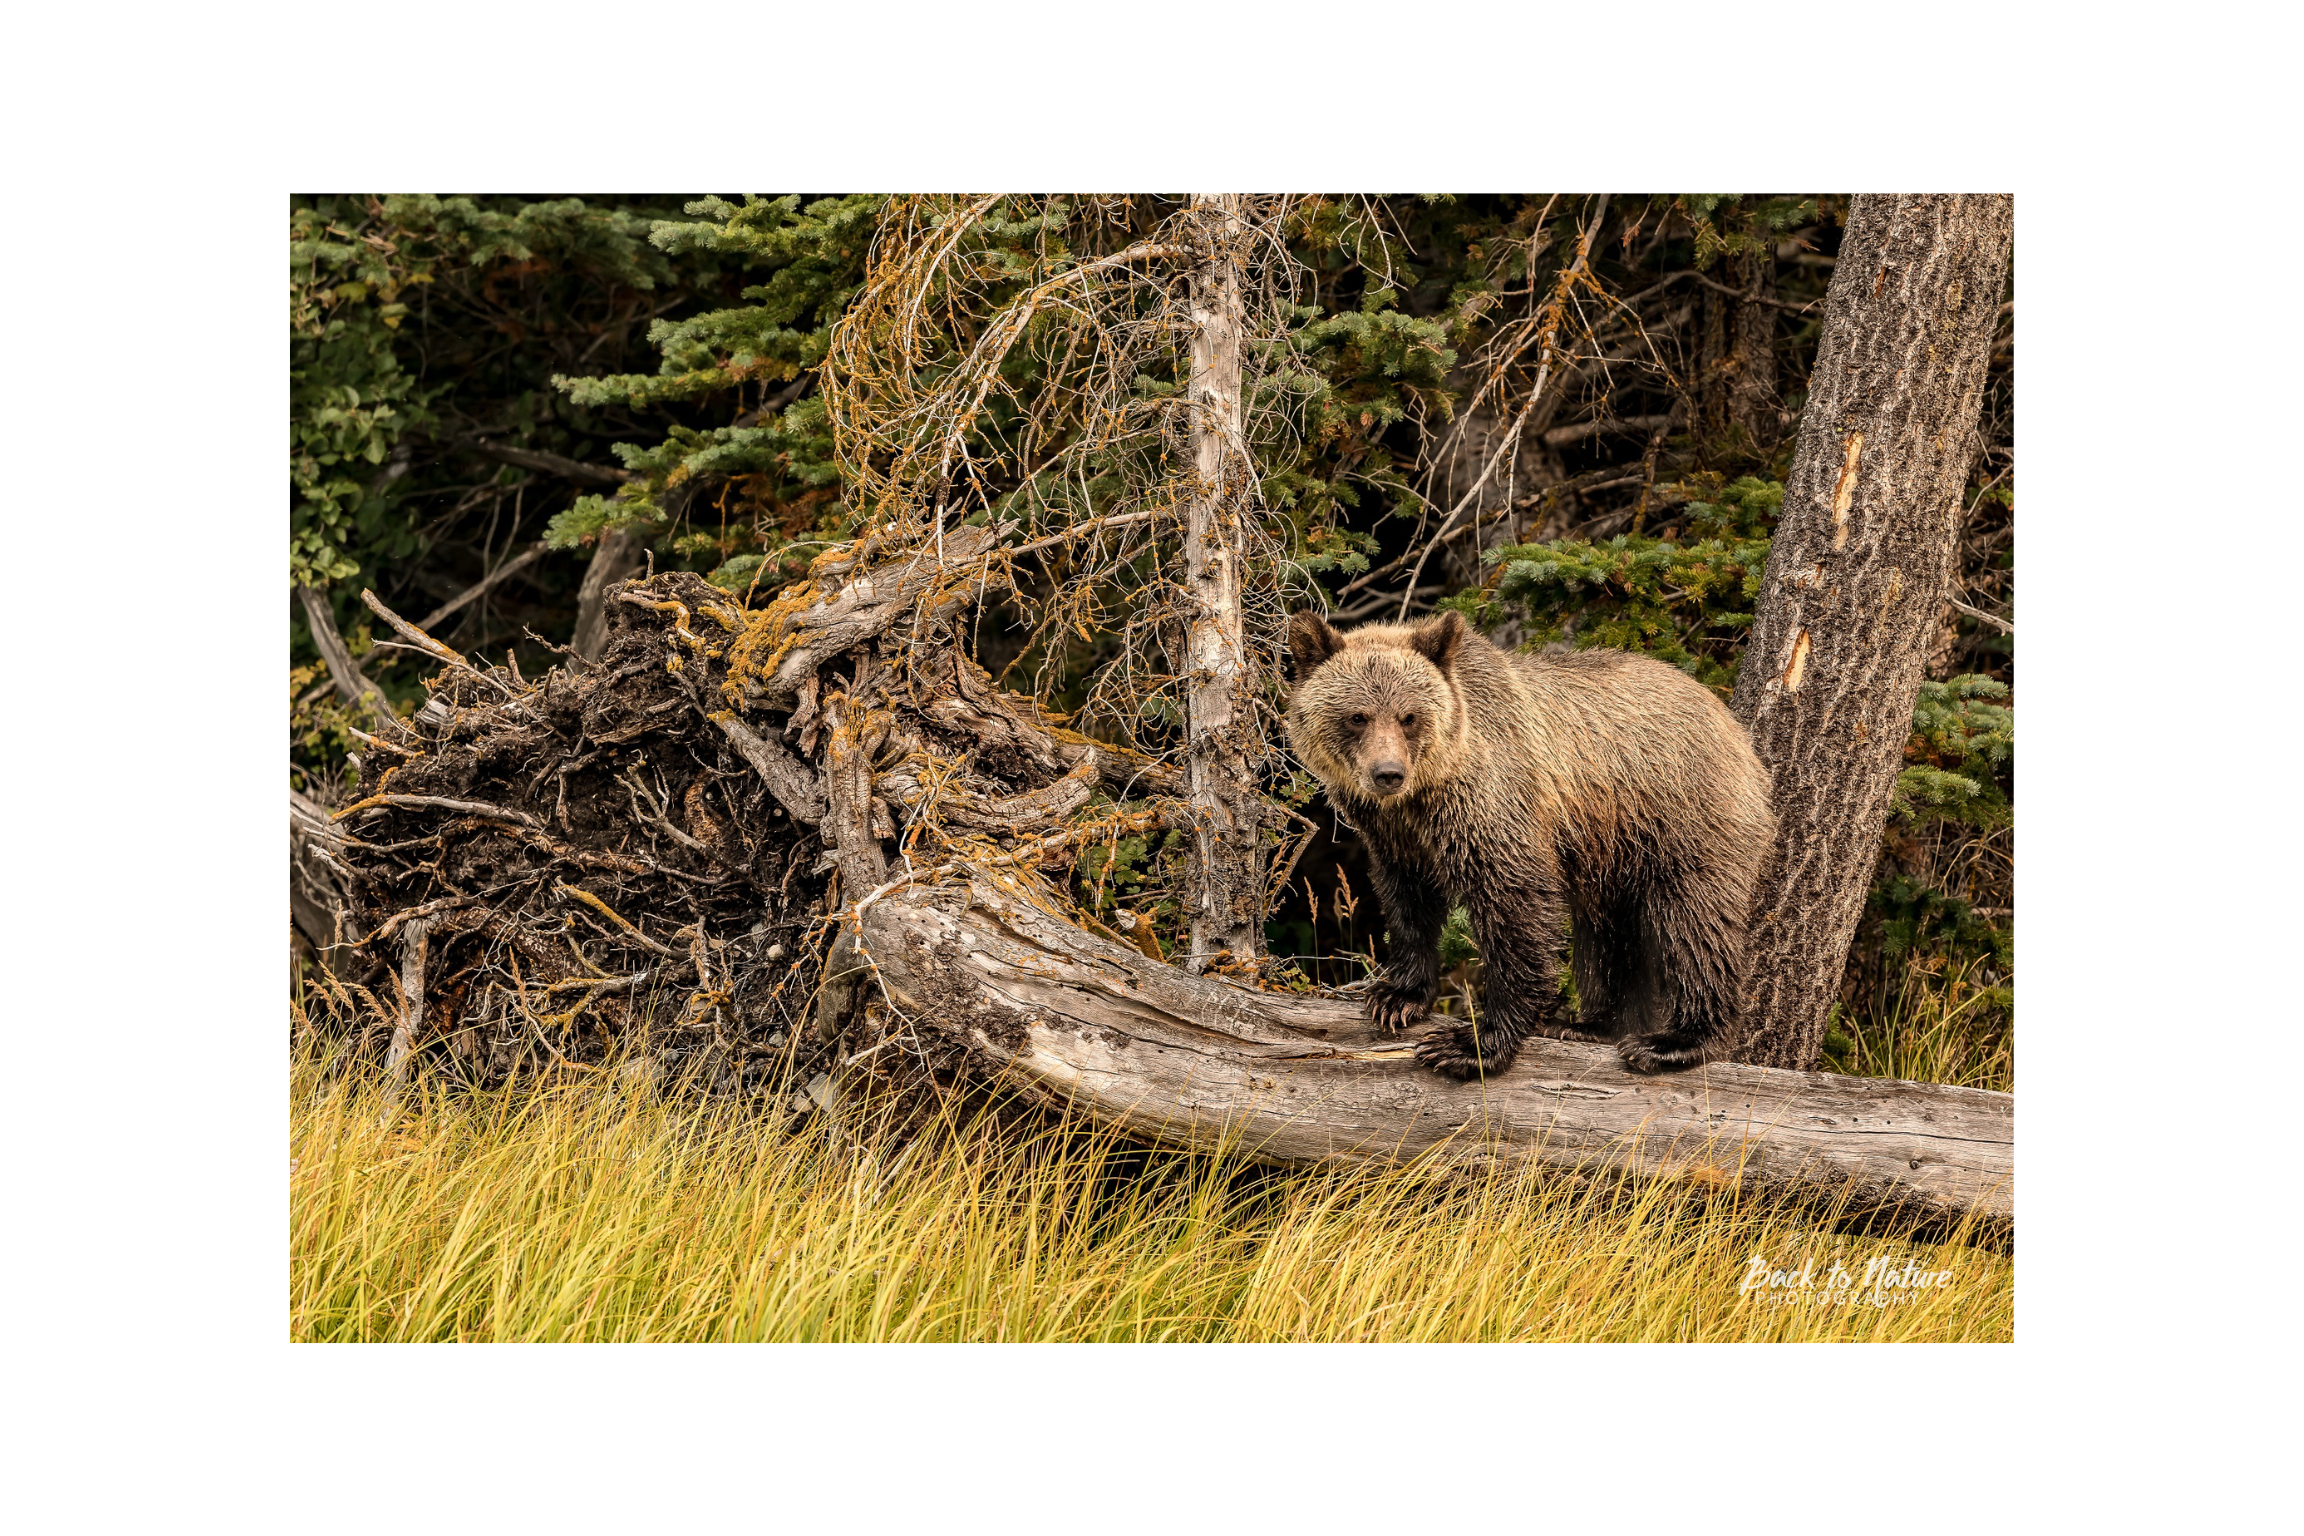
top-left (1284, 608), bottom-right (1468, 805)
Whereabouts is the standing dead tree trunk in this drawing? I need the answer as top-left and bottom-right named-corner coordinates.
top-left (1729, 193), bottom-right (2014, 1071)
top-left (572, 528), bottom-right (645, 662)
top-left (295, 585), bottom-right (389, 720)
top-left (1181, 194), bottom-right (1264, 972)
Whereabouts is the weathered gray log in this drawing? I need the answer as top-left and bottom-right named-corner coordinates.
top-left (863, 868), bottom-right (2014, 1238)
top-left (936, 756), bottom-right (1098, 836)
top-left (1730, 193), bottom-right (2015, 1071)
top-left (387, 918), bottom-right (432, 1088)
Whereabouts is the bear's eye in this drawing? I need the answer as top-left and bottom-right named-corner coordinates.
top-left (1400, 713), bottom-right (1416, 729)
top-left (1348, 712), bottom-right (1368, 728)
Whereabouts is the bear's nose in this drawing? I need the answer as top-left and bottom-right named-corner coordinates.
top-left (1370, 761), bottom-right (1406, 794)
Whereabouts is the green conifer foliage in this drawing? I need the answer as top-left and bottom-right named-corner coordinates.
top-left (288, 193), bottom-right (740, 791)
top-left (289, 205), bottom-right (424, 588)
top-left (1460, 476), bottom-right (1783, 690)
top-left (1893, 677), bottom-right (2013, 829)
top-left (546, 195), bottom-right (883, 584)
top-left (290, 195), bottom-right (698, 590)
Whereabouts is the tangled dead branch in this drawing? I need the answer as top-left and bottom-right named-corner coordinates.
top-left (302, 532), bottom-right (1190, 1111)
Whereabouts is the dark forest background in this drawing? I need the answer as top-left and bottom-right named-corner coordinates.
top-left (290, 194), bottom-right (2013, 1078)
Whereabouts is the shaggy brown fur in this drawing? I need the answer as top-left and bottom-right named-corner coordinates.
top-left (1286, 609), bottom-right (1775, 1077)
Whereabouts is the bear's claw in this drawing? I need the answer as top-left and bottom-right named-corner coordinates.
top-left (1414, 1022), bottom-right (1516, 1080)
top-left (1617, 1032), bottom-right (1708, 1074)
top-left (1365, 982), bottom-right (1434, 1034)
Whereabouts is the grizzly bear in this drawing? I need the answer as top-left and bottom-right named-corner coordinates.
top-left (1285, 608), bottom-right (1775, 1078)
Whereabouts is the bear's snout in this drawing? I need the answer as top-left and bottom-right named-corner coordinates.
top-left (1369, 759), bottom-right (1407, 795)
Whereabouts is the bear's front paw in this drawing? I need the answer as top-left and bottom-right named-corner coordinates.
top-left (1617, 1031), bottom-right (1708, 1075)
top-left (1366, 981), bottom-right (1434, 1034)
top-left (1414, 1023), bottom-right (1517, 1080)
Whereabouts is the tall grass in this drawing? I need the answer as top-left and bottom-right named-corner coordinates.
top-left (1831, 956), bottom-right (2014, 1092)
top-left (291, 1051), bottom-right (2012, 1343)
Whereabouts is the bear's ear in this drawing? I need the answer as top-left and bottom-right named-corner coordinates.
top-left (1409, 609), bottom-right (1466, 675)
top-left (1288, 609), bottom-right (1346, 679)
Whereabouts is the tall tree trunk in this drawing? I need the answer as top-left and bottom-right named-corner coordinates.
top-left (572, 528), bottom-right (645, 662)
top-left (1181, 194), bottom-right (1264, 971)
top-left (1699, 281), bottom-right (1729, 440)
top-left (1728, 248), bottom-right (1779, 452)
top-left (1729, 194), bottom-right (2014, 1071)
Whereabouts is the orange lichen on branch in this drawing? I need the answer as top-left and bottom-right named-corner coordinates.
top-left (613, 591), bottom-right (717, 654)
top-left (555, 882), bottom-right (682, 958)
top-left (719, 563), bottom-right (843, 708)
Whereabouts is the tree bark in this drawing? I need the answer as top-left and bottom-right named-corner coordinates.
top-left (572, 528), bottom-right (645, 662)
top-left (1728, 248), bottom-right (1779, 451)
top-left (1181, 194), bottom-right (1263, 971)
top-left (1699, 278), bottom-right (1729, 439)
top-left (1729, 194), bottom-right (2014, 1071)
top-left (861, 869), bottom-right (2012, 1239)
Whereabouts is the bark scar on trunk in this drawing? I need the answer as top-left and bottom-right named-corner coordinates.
top-left (1780, 629), bottom-right (1812, 694)
top-left (1830, 430), bottom-right (1865, 549)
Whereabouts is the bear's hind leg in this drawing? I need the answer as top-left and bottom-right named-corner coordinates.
top-left (1617, 883), bottom-right (1742, 1075)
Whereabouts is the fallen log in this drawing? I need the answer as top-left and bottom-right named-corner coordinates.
top-left (858, 870), bottom-right (2014, 1239)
